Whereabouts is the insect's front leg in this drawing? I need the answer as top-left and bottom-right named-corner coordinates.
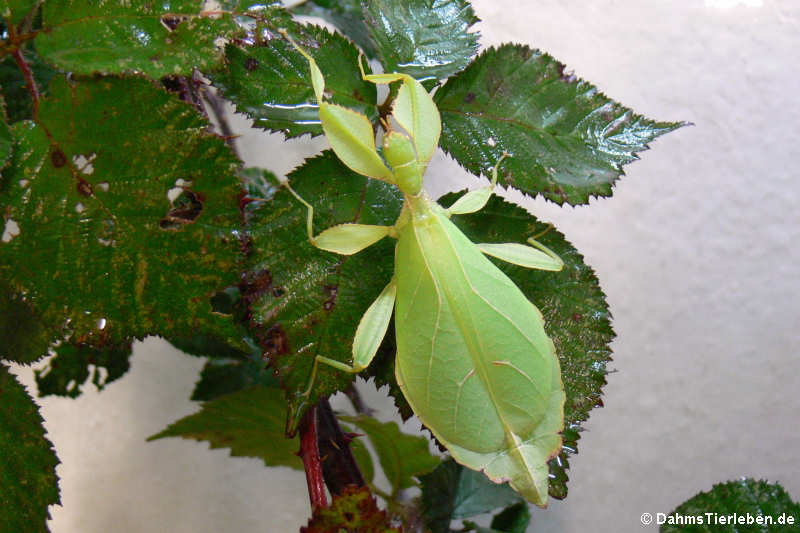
top-left (445, 152), bottom-right (510, 216)
top-left (300, 276), bottom-right (397, 398)
top-left (283, 182), bottom-right (393, 255)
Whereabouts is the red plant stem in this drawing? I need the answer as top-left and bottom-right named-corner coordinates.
top-left (12, 48), bottom-right (39, 116)
top-left (299, 405), bottom-right (328, 509)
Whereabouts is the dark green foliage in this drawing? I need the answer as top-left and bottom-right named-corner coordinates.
top-left (36, 0), bottom-right (236, 76)
top-left (420, 459), bottom-right (523, 533)
top-left (214, 22), bottom-right (378, 138)
top-left (435, 45), bottom-right (684, 205)
top-left (340, 415), bottom-right (440, 495)
top-left (0, 76), bottom-right (245, 350)
top-left (0, 282), bottom-right (53, 365)
top-left (242, 151), bottom-right (402, 431)
top-left (0, 46), bottom-right (57, 123)
top-left (34, 342), bottom-right (132, 398)
top-left (364, 0), bottom-right (479, 82)
top-left (148, 385), bottom-right (304, 470)
top-left (0, 365), bottom-right (60, 533)
top-left (662, 479), bottom-right (800, 532)
top-left (190, 355), bottom-right (279, 402)
top-left (292, 0), bottom-right (378, 58)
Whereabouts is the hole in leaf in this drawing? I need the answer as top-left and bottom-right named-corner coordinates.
top-left (72, 153), bottom-right (96, 175)
top-left (159, 189), bottom-right (203, 230)
top-left (2, 219), bottom-right (20, 242)
top-left (75, 202), bottom-right (86, 213)
top-left (97, 182), bottom-right (109, 192)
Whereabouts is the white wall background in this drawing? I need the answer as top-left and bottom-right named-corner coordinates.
top-left (10, 0), bottom-right (800, 531)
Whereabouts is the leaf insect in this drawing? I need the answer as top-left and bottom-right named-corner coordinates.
top-left (279, 30), bottom-right (566, 506)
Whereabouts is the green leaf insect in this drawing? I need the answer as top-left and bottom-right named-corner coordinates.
top-left (280, 30), bottom-right (566, 506)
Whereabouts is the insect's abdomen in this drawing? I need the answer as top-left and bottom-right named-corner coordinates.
top-left (394, 205), bottom-right (564, 505)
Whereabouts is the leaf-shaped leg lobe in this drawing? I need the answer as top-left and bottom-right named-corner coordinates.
top-left (393, 198), bottom-right (565, 506)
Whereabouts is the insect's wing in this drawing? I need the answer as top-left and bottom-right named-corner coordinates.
top-left (393, 205), bottom-right (564, 506)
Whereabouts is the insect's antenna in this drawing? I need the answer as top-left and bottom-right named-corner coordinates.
top-left (530, 222), bottom-right (555, 241)
top-left (283, 181), bottom-right (317, 245)
top-left (489, 151), bottom-right (512, 188)
top-left (278, 28), bottom-right (325, 103)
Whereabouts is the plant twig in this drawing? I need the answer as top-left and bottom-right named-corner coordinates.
top-left (298, 405), bottom-right (328, 509)
top-left (316, 398), bottom-right (366, 495)
top-left (198, 74), bottom-right (241, 159)
top-left (12, 48), bottom-right (39, 117)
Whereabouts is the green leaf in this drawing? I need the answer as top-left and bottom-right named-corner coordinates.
top-left (350, 436), bottom-right (375, 486)
top-left (661, 479), bottom-right (800, 533)
top-left (35, 0), bottom-right (236, 76)
top-left (0, 45), bottom-right (57, 123)
top-left (0, 282), bottom-right (53, 365)
top-left (420, 458), bottom-right (523, 533)
top-left (301, 486), bottom-right (400, 533)
top-left (242, 151), bottom-right (402, 430)
top-left (0, 76), bottom-right (244, 350)
top-left (292, 0), bottom-right (378, 58)
top-left (190, 355), bottom-right (279, 401)
top-left (34, 342), bottom-right (132, 398)
top-left (490, 502), bottom-right (530, 533)
top-left (0, 96), bottom-right (11, 169)
top-left (212, 22), bottom-right (378, 138)
top-left (0, 0), bottom-right (37, 25)
top-left (442, 193), bottom-right (613, 499)
top-left (148, 385), bottom-right (303, 470)
top-left (340, 415), bottom-right (439, 495)
top-left (435, 45), bottom-right (684, 205)
top-left (0, 364), bottom-right (60, 533)
top-left (364, 0), bottom-right (479, 82)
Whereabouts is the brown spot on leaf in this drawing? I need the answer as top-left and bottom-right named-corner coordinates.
top-left (244, 57), bottom-right (259, 72)
top-left (260, 324), bottom-right (289, 356)
top-left (51, 149), bottom-right (67, 168)
top-left (272, 287), bottom-right (285, 298)
top-left (77, 178), bottom-right (93, 197)
top-left (239, 269), bottom-right (272, 306)
top-left (322, 285), bottom-right (338, 312)
top-left (160, 15), bottom-right (187, 31)
top-left (572, 313), bottom-right (584, 322)
top-left (464, 92), bottom-right (476, 104)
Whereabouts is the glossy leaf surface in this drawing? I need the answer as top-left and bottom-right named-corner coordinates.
top-left (340, 415), bottom-right (439, 494)
top-left (148, 385), bottom-right (303, 470)
top-left (662, 479), bottom-right (800, 533)
top-left (0, 365), bottom-right (60, 533)
top-left (292, 0), bottom-right (377, 58)
top-left (0, 76), bottom-right (244, 349)
top-left (242, 152), bottom-right (401, 428)
top-left (36, 0), bottom-right (235, 76)
top-left (435, 45), bottom-right (683, 205)
top-left (213, 23), bottom-right (378, 138)
top-left (364, 0), bottom-right (479, 83)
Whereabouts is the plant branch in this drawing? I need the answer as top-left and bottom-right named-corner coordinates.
top-left (201, 80), bottom-right (241, 159)
top-left (316, 398), bottom-right (366, 495)
top-left (12, 48), bottom-right (39, 117)
top-left (298, 405), bottom-right (328, 509)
